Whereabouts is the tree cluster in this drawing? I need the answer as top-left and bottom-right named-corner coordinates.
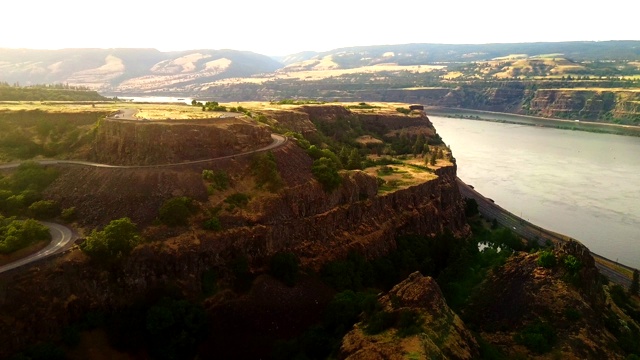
top-left (80, 217), bottom-right (141, 262)
top-left (0, 216), bottom-right (50, 254)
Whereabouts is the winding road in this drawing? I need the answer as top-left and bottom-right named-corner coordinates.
top-left (0, 221), bottom-right (75, 274)
top-left (0, 110), bottom-right (288, 273)
top-left (457, 178), bottom-right (635, 288)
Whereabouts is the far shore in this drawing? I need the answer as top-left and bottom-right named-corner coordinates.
top-left (426, 106), bottom-right (640, 137)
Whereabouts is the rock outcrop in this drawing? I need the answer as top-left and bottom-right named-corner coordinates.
top-left (339, 272), bottom-right (480, 360)
top-left (354, 86), bottom-right (640, 124)
top-left (92, 117), bottom-right (272, 165)
top-left (463, 241), bottom-right (623, 359)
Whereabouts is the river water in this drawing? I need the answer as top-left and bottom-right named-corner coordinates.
top-left (429, 114), bottom-right (640, 269)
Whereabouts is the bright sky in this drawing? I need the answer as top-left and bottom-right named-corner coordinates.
top-left (3, 0), bottom-right (638, 56)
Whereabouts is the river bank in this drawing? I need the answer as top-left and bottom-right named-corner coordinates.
top-left (429, 113), bottom-right (640, 268)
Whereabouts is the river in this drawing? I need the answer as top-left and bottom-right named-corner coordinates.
top-left (429, 113), bottom-right (640, 269)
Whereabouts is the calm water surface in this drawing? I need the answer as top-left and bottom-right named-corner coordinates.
top-left (430, 115), bottom-right (640, 268)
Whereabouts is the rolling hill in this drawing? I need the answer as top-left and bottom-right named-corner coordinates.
top-left (1, 41), bottom-right (639, 97)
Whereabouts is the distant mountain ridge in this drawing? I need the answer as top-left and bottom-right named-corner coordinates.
top-left (1, 41), bottom-right (639, 95)
top-left (279, 41), bottom-right (640, 66)
top-left (0, 48), bottom-right (282, 94)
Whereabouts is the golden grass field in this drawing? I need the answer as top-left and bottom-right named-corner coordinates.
top-left (0, 100), bottom-right (422, 120)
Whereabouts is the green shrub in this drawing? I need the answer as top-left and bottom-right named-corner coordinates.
top-left (364, 310), bottom-right (395, 335)
top-left (28, 200), bottom-right (60, 219)
top-left (537, 250), bottom-right (557, 268)
top-left (224, 193), bottom-right (251, 208)
top-left (563, 255), bottom-right (582, 274)
top-left (514, 321), bottom-right (556, 354)
top-left (377, 166), bottom-right (394, 176)
top-left (396, 107), bottom-right (411, 115)
top-left (269, 252), bottom-right (300, 286)
top-left (251, 151), bottom-right (283, 192)
top-left (202, 169), bottom-right (229, 191)
top-left (396, 309), bottom-right (423, 337)
top-left (61, 207), bottom-right (76, 222)
top-left (80, 217), bottom-right (141, 262)
top-left (202, 217), bottom-right (222, 231)
top-left (311, 157), bottom-right (342, 192)
top-left (159, 197), bottom-right (195, 226)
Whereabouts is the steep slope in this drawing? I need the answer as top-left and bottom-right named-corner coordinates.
top-left (463, 240), bottom-right (628, 359)
top-left (339, 272), bottom-right (480, 360)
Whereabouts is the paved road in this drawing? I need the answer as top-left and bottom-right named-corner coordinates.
top-left (457, 178), bottom-right (634, 288)
top-left (0, 127), bottom-right (287, 272)
top-left (109, 108), bottom-right (241, 121)
top-left (0, 221), bottom-right (75, 274)
top-left (111, 108), bottom-right (138, 120)
top-left (0, 134), bottom-right (287, 170)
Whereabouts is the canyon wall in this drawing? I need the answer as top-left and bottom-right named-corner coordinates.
top-left (0, 106), bottom-right (469, 357)
top-left (356, 86), bottom-right (640, 124)
top-left (92, 118), bottom-right (273, 165)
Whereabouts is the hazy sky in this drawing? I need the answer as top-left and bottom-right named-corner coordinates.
top-left (3, 0), bottom-right (637, 56)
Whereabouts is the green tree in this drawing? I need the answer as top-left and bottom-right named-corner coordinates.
top-left (311, 157), bottom-right (342, 192)
top-left (202, 169), bottom-right (229, 191)
top-left (346, 148), bottom-right (362, 170)
top-left (81, 217), bottom-right (141, 261)
top-left (251, 151), bottom-right (283, 192)
top-left (0, 217), bottom-right (50, 254)
top-left (159, 197), bottom-right (195, 226)
top-left (428, 152), bottom-right (437, 166)
top-left (412, 134), bottom-right (426, 156)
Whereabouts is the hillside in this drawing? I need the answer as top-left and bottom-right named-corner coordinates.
top-left (2, 42), bottom-right (639, 98)
top-left (0, 103), bottom-right (638, 359)
top-left (0, 48), bottom-right (282, 93)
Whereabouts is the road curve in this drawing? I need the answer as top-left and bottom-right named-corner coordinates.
top-left (0, 134), bottom-right (287, 170)
top-left (457, 178), bottom-right (634, 288)
top-left (0, 221), bottom-right (75, 274)
top-left (0, 130), bottom-right (287, 272)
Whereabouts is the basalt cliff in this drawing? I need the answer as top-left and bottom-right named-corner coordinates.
top-left (0, 104), bottom-right (469, 358)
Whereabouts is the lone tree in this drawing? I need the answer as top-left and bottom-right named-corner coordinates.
top-left (81, 217), bottom-right (141, 262)
top-left (631, 269), bottom-right (639, 296)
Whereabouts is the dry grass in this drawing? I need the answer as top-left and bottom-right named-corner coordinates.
top-left (0, 101), bottom-right (422, 120)
top-left (363, 155), bottom-right (446, 193)
top-left (203, 63), bottom-right (445, 87)
top-left (0, 101), bottom-right (236, 120)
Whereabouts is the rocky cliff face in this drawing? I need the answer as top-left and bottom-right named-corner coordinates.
top-left (528, 89), bottom-right (640, 121)
top-left (339, 272), bottom-right (479, 360)
top-left (0, 105), bottom-right (471, 357)
top-left (255, 109), bottom-right (318, 136)
top-left (92, 117), bottom-right (272, 165)
top-left (463, 240), bottom-right (623, 359)
top-left (0, 156), bottom-right (468, 357)
top-left (355, 87), bottom-right (640, 124)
